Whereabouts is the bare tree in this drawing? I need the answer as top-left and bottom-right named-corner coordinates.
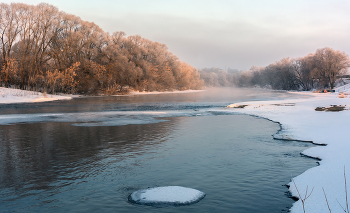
top-left (0, 3), bottom-right (22, 84)
top-left (291, 55), bottom-right (316, 91)
top-left (312, 47), bottom-right (350, 89)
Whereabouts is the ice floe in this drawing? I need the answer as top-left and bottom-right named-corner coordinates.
top-left (129, 186), bottom-right (205, 206)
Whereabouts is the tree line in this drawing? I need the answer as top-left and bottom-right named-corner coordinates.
top-left (198, 67), bottom-right (240, 87)
top-left (0, 3), bottom-right (203, 95)
top-left (238, 47), bottom-right (350, 90)
top-left (200, 48), bottom-right (350, 91)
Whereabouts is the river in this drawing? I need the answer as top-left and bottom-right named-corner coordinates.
top-left (0, 88), bottom-right (317, 212)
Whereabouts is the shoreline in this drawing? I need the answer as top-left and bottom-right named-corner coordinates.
top-left (1, 86), bottom-right (349, 212)
top-left (0, 87), bottom-right (207, 104)
top-left (227, 91), bottom-right (350, 213)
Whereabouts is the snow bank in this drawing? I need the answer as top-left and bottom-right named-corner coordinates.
top-left (0, 87), bottom-right (72, 104)
top-left (129, 186), bottom-right (205, 206)
top-left (227, 91), bottom-right (350, 213)
top-left (334, 82), bottom-right (350, 93)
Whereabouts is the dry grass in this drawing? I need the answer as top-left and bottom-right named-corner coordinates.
top-left (336, 167), bottom-right (349, 213)
top-left (322, 167), bottom-right (349, 213)
top-left (323, 187), bottom-right (332, 213)
top-left (231, 104), bottom-right (248, 108)
top-left (272, 103), bottom-right (295, 106)
top-left (315, 105), bottom-right (346, 112)
top-left (291, 177), bottom-right (314, 213)
top-left (291, 167), bottom-right (350, 213)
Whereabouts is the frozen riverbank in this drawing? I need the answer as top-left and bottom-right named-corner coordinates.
top-left (0, 87), bottom-right (207, 104)
top-left (0, 87), bottom-right (72, 104)
top-left (228, 91), bottom-right (350, 213)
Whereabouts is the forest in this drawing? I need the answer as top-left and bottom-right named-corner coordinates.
top-left (240, 47), bottom-right (350, 90)
top-left (0, 3), bottom-right (203, 95)
top-left (201, 47), bottom-right (350, 91)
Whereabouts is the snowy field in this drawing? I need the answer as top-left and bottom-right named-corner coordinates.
top-left (0, 87), bottom-right (72, 103)
top-left (228, 90), bottom-right (350, 213)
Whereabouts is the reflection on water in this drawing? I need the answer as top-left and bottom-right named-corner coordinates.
top-left (0, 88), bottom-right (316, 212)
top-left (0, 120), bottom-right (174, 195)
top-left (0, 88), bottom-right (309, 115)
top-left (0, 88), bottom-right (311, 127)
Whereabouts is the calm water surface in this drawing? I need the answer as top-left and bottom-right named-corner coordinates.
top-left (0, 88), bottom-right (317, 212)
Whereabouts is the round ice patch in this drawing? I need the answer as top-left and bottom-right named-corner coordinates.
top-left (129, 186), bottom-right (205, 206)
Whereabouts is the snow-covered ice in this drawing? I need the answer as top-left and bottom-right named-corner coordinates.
top-left (129, 186), bottom-right (205, 206)
top-left (228, 91), bottom-right (350, 213)
top-left (0, 87), bottom-right (72, 103)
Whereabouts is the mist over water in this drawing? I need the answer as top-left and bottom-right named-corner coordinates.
top-left (0, 88), bottom-right (316, 212)
top-left (0, 88), bottom-right (307, 126)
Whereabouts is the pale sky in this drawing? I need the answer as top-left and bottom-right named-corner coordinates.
top-left (4, 0), bottom-right (350, 70)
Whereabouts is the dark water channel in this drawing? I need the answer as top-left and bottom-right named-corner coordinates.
top-left (0, 88), bottom-right (316, 212)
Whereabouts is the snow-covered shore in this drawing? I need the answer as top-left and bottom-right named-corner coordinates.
top-left (228, 91), bottom-right (350, 213)
top-left (0, 87), bottom-right (73, 104)
top-left (0, 87), bottom-right (207, 104)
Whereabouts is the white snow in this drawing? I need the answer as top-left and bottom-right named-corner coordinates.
top-left (0, 87), bottom-right (205, 103)
top-left (334, 83), bottom-right (350, 93)
top-left (227, 91), bottom-right (350, 213)
top-left (129, 186), bottom-right (205, 205)
top-left (0, 87), bottom-right (72, 104)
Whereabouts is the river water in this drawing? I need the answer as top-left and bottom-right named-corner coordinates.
top-left (0, 88), bottom-right (317, 212)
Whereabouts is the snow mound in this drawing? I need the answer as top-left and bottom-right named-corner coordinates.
top-left (129, 186), bottom-right (205, 206)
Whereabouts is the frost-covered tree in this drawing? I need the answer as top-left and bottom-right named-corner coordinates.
top-left (0, 2), bottom-right (203, 94)
top-left (312, 47), bottom-right (350, 89)
top-left (236, 47), bottom-right (350, 91)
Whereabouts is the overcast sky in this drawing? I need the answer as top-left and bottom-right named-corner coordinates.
top-left (4, 0), bottom-right (350, 70)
